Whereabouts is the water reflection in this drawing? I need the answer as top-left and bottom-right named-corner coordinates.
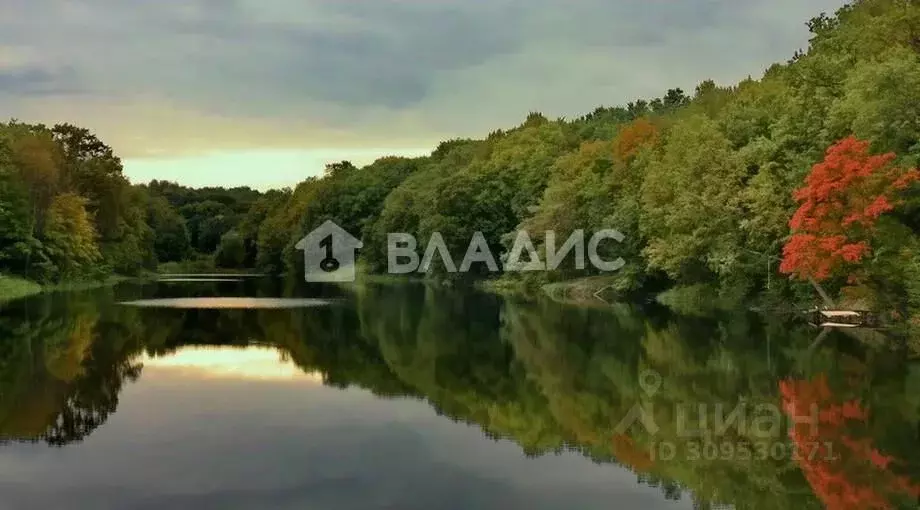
top-left (141, 346), bottom-right (325, 381)
top-left (0, 280), bottom-right (918, 509)
top-left (119, 297), bottom-right (335, 309)
top-left (156, 274), bottom-right (268, 278)
top-left (157, 278), bottom-right (245, 283)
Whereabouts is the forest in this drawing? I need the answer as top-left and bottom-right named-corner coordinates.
top-left (2, 0), bottom-right (920, 320)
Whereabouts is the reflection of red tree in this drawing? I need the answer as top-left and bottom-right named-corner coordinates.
top-left (779, 375), bottom-right (920, 509)
top-left (612, 433), bottom-right (654, 473)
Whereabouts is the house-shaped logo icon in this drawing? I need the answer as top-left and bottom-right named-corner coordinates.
top-left (295, 220), bottom-right (363, 282)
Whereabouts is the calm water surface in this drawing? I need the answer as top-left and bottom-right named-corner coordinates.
top-left (1, 278), bottom-right (919, 509)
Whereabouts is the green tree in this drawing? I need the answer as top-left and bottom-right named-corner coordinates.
top-left (4, 123), bottom-right (61, 239)
top-left (215, 230), bottom-right (246, 268)
top-left (41, 193), bottom-right (101, 280)
top-left (827, 46), bottom-right (920, 160)
top-left (0, 141), bottom-right (35, 273)
top-left (147, 194), bottom-right (191, 263)
top-left (101, 186), bottom-right (156, 275)
top-left (238, 189), bottom-right (289, 267)
top-left (640, 116), bottom-right (745, 281)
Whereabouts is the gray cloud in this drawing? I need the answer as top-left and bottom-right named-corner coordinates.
top-left (0, 0), bottom-right (846, 157)
top-left (0, 66), bottom-right (70, 95)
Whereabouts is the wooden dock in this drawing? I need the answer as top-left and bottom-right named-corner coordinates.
top-left (807, 309), bottom-right (881, 329)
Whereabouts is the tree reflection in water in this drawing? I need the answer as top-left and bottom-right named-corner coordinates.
top-left (0, 281), bottom-right (918, 509)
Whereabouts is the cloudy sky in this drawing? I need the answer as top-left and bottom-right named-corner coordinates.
top-left (1, 0), bottom-right (844, 189)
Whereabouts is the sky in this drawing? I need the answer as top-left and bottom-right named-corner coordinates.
top-left (1, 0), bottom-right (845, 190)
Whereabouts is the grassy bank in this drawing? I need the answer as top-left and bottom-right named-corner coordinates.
top-left (43, 276), bottom-right (132, 293)
top-left (156, 255), bottom-right (272, 276)
top-left (0, 275), bottom-right (43, 303)
top-left (0, 274), bottom-right (132, 305)
top-left (157, 255), bottom-right (218, 275)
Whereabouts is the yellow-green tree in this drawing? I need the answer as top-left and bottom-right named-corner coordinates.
top-left (42, 193), bottom-right (101, 279)
top-left (640, 116), bottom-right (745, 281)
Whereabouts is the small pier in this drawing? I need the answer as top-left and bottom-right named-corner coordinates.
top-left (807, 309), bottom-right (881, 329)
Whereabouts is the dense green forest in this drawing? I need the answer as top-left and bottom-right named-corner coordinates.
top-left (0, 123), bottom-right (265, 281)
top-left (3, 0), bottom-right (920, 317)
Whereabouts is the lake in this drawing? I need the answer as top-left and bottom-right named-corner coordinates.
top-left (1, 278), bottom-right (918, 509)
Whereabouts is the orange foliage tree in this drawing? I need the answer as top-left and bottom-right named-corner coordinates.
top-left (780, 136), bottom-right (919, 282)
top-left (614, 117), bottom-right (659, 163)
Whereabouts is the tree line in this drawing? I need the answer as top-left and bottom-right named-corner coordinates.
top-left (2, 0), bottom-right (919, 317)
top-left (0, 124), bottom-right (264, 281)
top-left (246, 0), bottom-right (920, 316)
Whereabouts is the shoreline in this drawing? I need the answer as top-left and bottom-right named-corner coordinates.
top-left (0, 275), bottom-right (133, 305)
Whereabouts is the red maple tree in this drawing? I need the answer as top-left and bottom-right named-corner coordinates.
top-left (780, 136), bottom-right (919, 281)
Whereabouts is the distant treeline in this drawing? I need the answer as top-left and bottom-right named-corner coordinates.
top-left (2, 0), bottom-right (920, 316)
top-left (0, 123), bottom-right (265, 281)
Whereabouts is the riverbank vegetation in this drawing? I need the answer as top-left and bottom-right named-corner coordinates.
top-left (245, 0), bottom-right (920, 320)
top-left (0, 122), bottom-right (263, 289)
top-left (2, 0), bottom-right (919, 318)
top-left (0, 275), bottom-right (41, 303)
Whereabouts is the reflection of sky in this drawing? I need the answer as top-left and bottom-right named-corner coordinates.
top-left (119, 297), bottom-right (334, 309)
top-left (141, 346), bottom-right (325, 382)
top-left (0, 347), bottom-right (691, 510)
